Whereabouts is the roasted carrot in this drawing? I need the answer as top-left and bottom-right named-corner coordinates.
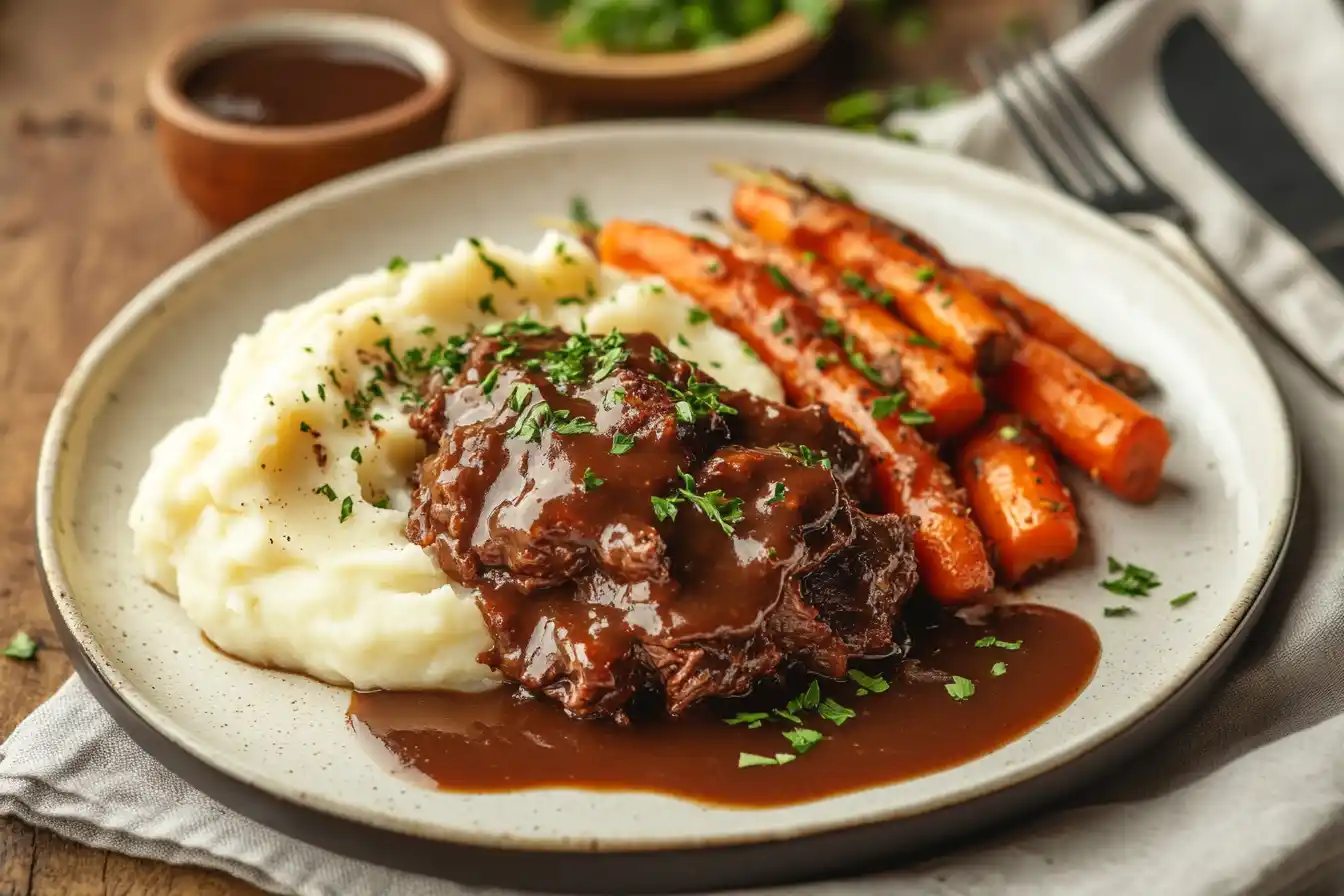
top-left (956, 414), bottom-right (1081, 585)
top-left (957, 267), bottom-right (1153, 397)
top-left (993, 336), bottom-right (1170, 504)
top-left (711, 221), bottom-right (987, 441)
top-left (730, 182), bottom-right (1017, 375)
top-left (597, 219), bottom-right (995, 602)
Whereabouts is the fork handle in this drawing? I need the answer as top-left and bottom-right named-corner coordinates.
top-left (1122, 213), bottom-right (1344, 399)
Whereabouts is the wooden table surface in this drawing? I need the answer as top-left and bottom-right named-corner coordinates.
top-left (0, 0), bottom-right (1060, 891)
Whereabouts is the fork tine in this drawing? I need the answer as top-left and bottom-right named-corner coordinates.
top-left (1013, 42), bottom-right (1126, 196)
top-left (968, 45), bottom-right (1074, 194)
top-left (1026, 29), bottom-right (1153, 191)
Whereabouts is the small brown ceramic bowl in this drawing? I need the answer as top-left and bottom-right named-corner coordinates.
top-left (448, 0), bottom-right (835, 107)
top-left (147, 12), bottom-right (456, 229)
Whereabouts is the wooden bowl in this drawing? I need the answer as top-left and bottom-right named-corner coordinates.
top-left (448, 0), bottom-right (834, 107)
top-left (146, 12), bottom-right (457, 229)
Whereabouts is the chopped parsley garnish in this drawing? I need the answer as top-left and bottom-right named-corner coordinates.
top-left (505, 382), bottom-right (535, 413)
top-left (764, 482), bottom-right (787, 505)
top-left (743, 344), bottom-right (758, 360)
top-left (914, 265), bottom-right (936, 283)
top-left (899, 409), bottom-right (936, 426)
top-left (821, 318), bottom-right (843, 337)
top-left (372, 495), bottom-right (391, 509)
top-left (840, 271), bottom-right (872, 294)
top-left (782, 728), bottom-right (825, 754)
top-left (649, 373), bottom-right (737, 422)
top-left (314, 484), bottom-right (337, 502)
top-left (871, 392), bottom-right (907, 421)
top-left (814, 355), bottom-right (836, 370)
top-left (386, 255), bottom-right (408, 272)
top-left (771, 314), bottom-right (787, 335)
top-left (467, 237), bottom-right (517, 287)
top-left (350, 447), bottom-right (363, 464)
top-left (419, 325), bottom-right (436, 336)
top-left (800, 251), bottom-right (817, 263)
top-left (479, 366), bottom-right (500, 395)
top-left (531, 328), bottom-right (629, 386)
top-left (556, 296), bottom-right (586, 306)
top-left (738, 752), bottom-right (796, 768)
top-left (589, 331), bottom-right (629, 381)
top-left (569, 195), bottom-right (597, 232)
top-left (907, 333), bottom-right (940, 348)
top-left (998, 425), bottom-right (1021, 441)
top-left (991, 662), bottom-right (1008, 677)
top-left (606, 387), bottom-right (627, 407)
top-left (650, 495), bottom-right (681, 521)
top-left (945, 676), bottom-right (976, 701)
top-left (706, 259), bottom-right (722, 274)
top-left (765, 265), bottom-right (798, 295)
top-left (299, 421), bottom-right (311, 433)
top-left (778, 443), bottom-right (831, 470)
top-left (846, 669), bottom-right (889, 693)
top-left (844, 335), bottom-right (885, 386)
top-left (818, 698), bottom-right (856, 726)
top-left (687, 308), bottom-right (711, 326)
top-left (785, 679), bottom-right (823, 716)
top-left (1170, 591), bottom-right (1197, 607)
top-left (724, 712), bottom-right (771, 728)
top-left (610, 433), bottom-right (636, 455)
top-left (582, 468), bottom-right (605, 491)
top-left (481, 315), bottom-right (552, 339)
top-left (551, 415), bottom-right (597, 436)
top-left (301, 391), bottom-right (310, 403)
top-left (676, 333), bottom-right (691, 348)
top-left (941, 294), bottom-right (955, 308)
top-left (339, 496), bottom-right (354, 523)
top-left (1041, 501), bottom-right (1066, 512)
top-left (478, 294), bottom-right (497, 315)
top-left (3, 632), bottom-right (38, 661)
top-left (974, 636), bottom-right (1022, 650)
top-left (1101, 557), bottom-right (1161, 597)
top-left (649, 345), bottom-right (669, 365)
top-left (658, 471), bottom-right (745, 536)
top-left (507, 400), bottom-right (554, 443)
top-left (316, 384), bottom-right (326, 401)
top-left (1104, 606), bottom-right (1136, 617)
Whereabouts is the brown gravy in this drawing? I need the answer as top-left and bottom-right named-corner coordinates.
top-left (182, 41), bottom-right (426, 127)
top-left (348, 603), bottom-right (1099, 807)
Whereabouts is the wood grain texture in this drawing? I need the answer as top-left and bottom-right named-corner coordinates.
top-left (0, 0), bottom-right (1049, 892)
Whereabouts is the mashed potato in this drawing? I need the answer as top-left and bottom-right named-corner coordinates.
top-left (129, 233), bottom-right (783, 692)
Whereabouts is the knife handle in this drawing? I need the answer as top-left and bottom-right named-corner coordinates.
top-left (1123, 213), bottom-right (1344, 399)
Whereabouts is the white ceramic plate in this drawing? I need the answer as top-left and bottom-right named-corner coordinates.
top-left (37, 122), bottom-right (1296, 893)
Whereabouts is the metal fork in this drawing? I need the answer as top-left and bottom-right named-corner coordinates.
top-left (969, 28), bottom-right (1344, 398)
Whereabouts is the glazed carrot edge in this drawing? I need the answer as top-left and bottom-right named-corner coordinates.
top-left (730, 184), bottom-right (1018, 376)
top-left (957, 414), bottom-right (1082, 585)
top-left (994, 337), bottom-right (1171, 504)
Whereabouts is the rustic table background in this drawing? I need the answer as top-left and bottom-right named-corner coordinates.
top-left (1, 0), bottom-right (1061, 891)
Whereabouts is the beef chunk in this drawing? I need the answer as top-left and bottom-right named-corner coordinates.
top-left (407, 320), bottom-right (919, 722)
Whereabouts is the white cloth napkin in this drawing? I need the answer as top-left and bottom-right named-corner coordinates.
top-left (6, 0), bottom-right (1344, 893)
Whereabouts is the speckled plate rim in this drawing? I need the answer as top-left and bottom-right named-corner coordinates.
top-left (35, 122), bottom-right (1297, 890)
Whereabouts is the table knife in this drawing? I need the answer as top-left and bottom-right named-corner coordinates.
top-left (1159, 15), bottom-right (1344, 289)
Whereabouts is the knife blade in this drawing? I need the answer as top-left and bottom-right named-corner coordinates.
top-left (1159, 15), bottom-right (1344, 287)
